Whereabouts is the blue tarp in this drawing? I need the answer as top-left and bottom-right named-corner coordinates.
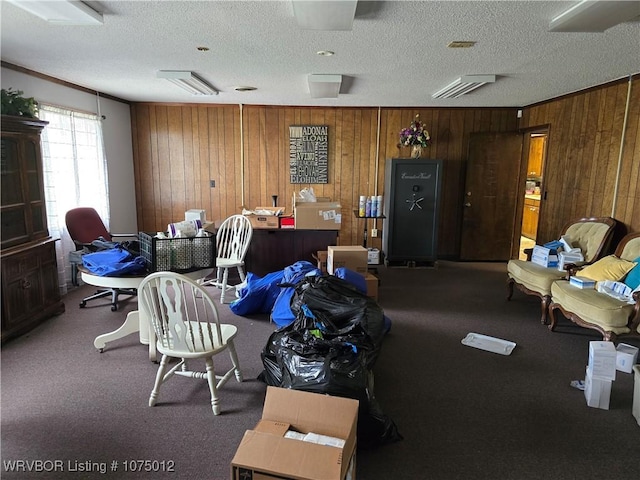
top-left (271, 261), bottom-right (321, 327)
top-left (82, 247), bottom-right (147, 276)
top-left (229, 270), bottom-right (285, 315)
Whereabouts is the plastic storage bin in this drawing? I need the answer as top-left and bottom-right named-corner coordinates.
top-left (138, 231), bottom-right (215, 273)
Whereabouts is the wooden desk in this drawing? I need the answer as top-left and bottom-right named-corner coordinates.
top-left (244, 229), bottom-right (338, 276)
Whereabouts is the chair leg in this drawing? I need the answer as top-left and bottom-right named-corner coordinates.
top-left (227, 340), bottom-right (243, 382)
top-left (548, 303), bottom-right (558, 332)
top-left (79, 289), bottom-right (112, 308)
top-left (237, 265), bottom-right (246, 284)
top-left (540, 295), bottom-right (550, 325)
top-left (506, 278), bottom-right (514, 301)
top-left (205, 357), bottom-right (221, 415)
top-left (220, 268), bottom-right (229, 303)
top-left (149, 354), bottom-right (170, 407)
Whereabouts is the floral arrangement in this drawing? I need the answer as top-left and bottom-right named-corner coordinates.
top-left (399, 114), bottom-right (431, 147)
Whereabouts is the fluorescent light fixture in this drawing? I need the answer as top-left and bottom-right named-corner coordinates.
top-left (7, 0), bottom-right (103, 25)
top-left (549, 0), bottom-right (640, 32)
top-left (292, 0), bottom-right (358, 31)
top-left (432, 75), bottom-right (496, 99)
top-left (308, 74), bottom-right (342, 98)
top-left (156, 71), bottom-right (218, 96)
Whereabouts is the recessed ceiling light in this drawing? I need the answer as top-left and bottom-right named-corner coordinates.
top-left (316, 50), bottom-right (335, 57)
top-left (234, 86), bottom-right (257, 92)
top-left (447, 41), bottom-right (476, 48)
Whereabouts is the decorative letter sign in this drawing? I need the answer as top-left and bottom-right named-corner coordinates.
top-left (289, 125), bottom-right (328, 184)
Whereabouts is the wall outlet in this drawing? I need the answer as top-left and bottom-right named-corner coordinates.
top-left (210, 180), bottom-right (215, 188)
top-left (371, 228), bottom-right (378, 237)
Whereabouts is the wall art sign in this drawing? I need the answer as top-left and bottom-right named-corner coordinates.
top-left (289, 125), bottom-right (328, 184)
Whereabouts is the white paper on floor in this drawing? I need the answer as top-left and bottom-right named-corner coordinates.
top-left (461, 333), bottom-right (516, 355)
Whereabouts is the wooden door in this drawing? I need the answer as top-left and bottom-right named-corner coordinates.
top-left (460, 132), bottom-right (523, 261)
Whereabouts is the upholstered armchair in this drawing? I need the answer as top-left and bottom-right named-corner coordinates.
top-left (548, 232), bottom-right (640, 341)
top-left (506, 217), bottom-right (616, 324)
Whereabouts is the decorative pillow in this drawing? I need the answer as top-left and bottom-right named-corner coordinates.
top-left (624, 256), bottom-right (640, 290)
top-left (579, 255), bottom-right (637, 282)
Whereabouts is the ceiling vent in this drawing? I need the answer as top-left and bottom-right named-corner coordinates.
top-left (549, 0), bottom-right (640, 32)
top-left (157, 71), bottom-right (218, 96)
top-left (432, 75), bottom-right (496, 99)
top-left (7, 0), bottom-right (103, 25)
top-left (447, 41), bottom-right (476, 48)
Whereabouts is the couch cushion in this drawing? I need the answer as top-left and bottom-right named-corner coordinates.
top-left (508, 259), bottom-right (566, 295)
top-left (578, 255), bottom-right (637, 282)
top-left (564, 221), bottom-right (613, 263)
top-left (624, 257), bottom-right (640, 290)
top-left (551, 280), bottom-right (636, 335)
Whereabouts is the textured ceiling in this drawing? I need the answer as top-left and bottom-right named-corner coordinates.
top-left (1, 0), bottom-right (639, 107)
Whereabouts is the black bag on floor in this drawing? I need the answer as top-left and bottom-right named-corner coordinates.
top-left (260, 274), bottom-right (402, 448)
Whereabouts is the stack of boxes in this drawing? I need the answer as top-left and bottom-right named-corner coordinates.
top-left (315, 246), bottom-right (379, 301)
top-left (584, 341), bottom-right (639, 410)
top-left (531, 244), bottom-right (559, 268)
top-left (584, 341), bottom-right (616, 409)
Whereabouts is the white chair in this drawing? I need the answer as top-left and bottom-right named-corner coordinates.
top-left (204, 215), bottom-right (253, 303)
top-left (138, 272), bottom-right (243, 415)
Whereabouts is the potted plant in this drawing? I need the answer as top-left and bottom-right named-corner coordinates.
top-left (1, 88), bottom-right (38, 118)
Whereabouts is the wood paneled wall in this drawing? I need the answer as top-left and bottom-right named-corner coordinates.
top-left (130, 78), bottom-right (637, 259)
top-left (131, 104), bottom-right (518, 257)
top-left (521, 75), bottom-right (640, 243)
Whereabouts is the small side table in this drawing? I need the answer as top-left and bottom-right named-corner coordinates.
top-left (353, 210), bottom-right (385, 248)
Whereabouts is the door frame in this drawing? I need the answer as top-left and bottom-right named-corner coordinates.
top-left (511, 124), bottom-right (550, 259)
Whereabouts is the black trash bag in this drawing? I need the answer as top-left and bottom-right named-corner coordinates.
top-left (265, 326), bottom-right (372, 397)
top-left (259, 276), bottom-right (402, 449)
top-left (289, 275), bottom-right (386, 367)
top-left (356, 371), bottom-right (404, 449)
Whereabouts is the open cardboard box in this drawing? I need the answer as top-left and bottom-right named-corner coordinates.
top-left (231, 386), bottom-right (359, 480)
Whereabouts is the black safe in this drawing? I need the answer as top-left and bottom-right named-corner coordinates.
top-left (382, 158), bottom-right (443, 265)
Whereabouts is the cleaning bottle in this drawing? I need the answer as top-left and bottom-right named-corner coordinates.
top-left (193, 228), bottom-right (212, 268)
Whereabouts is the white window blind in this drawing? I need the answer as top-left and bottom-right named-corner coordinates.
top-left (39, 104), bottom-right (110, 292)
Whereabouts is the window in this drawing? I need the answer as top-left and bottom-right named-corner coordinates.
top-left (40, 104), bottom-right (110, 292)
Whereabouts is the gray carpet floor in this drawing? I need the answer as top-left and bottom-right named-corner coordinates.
top-left (1, 261), bottom-right (639, 480)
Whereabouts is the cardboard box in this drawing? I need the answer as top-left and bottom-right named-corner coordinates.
top-left (587, 341), bottom-right (617, 381)
top-left (185, 209), bottom-right (206, 222)
top-left (367, 248), bottom-right (380, 265)
top-left (365, 272), bottom-right (378, 301)
top-left (245, 208), bottom-right (281, 230)
top-left (231, 386), bottom-right (359, 480)
top-left (585, 366), bottom-right (612, 410)
top-left (327, 246), bottom-right (368, 275)
top-left (569, 276), bottom-right (596, 289)
top-left (295, 202), bottom-right (342, 230)
top-left (616, 343), bottom-right (639, 374)
top-left (280, 216), bottom-right (295, 229)
top-left (246, 214), bottom-right (279, 229)
top-left (531, 245), bottom-right (558, 268)
top-left (314, 250), bottom-right (328, 273)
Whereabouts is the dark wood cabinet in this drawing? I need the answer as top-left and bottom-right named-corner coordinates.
top-left (1, 239), bottom-right (64, 341)
top-left (522, 197), bottom-right (540, 239)
top-left (245, 229), bottom-right (338, 277)
top-left (1, 115), bottom-right (64, 343)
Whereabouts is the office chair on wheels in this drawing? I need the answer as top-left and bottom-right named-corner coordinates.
top-left (65, 207), bottom-right (138, 311)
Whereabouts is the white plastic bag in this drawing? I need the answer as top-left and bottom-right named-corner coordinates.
top-left (297, 187), bottom-right (316, 202)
